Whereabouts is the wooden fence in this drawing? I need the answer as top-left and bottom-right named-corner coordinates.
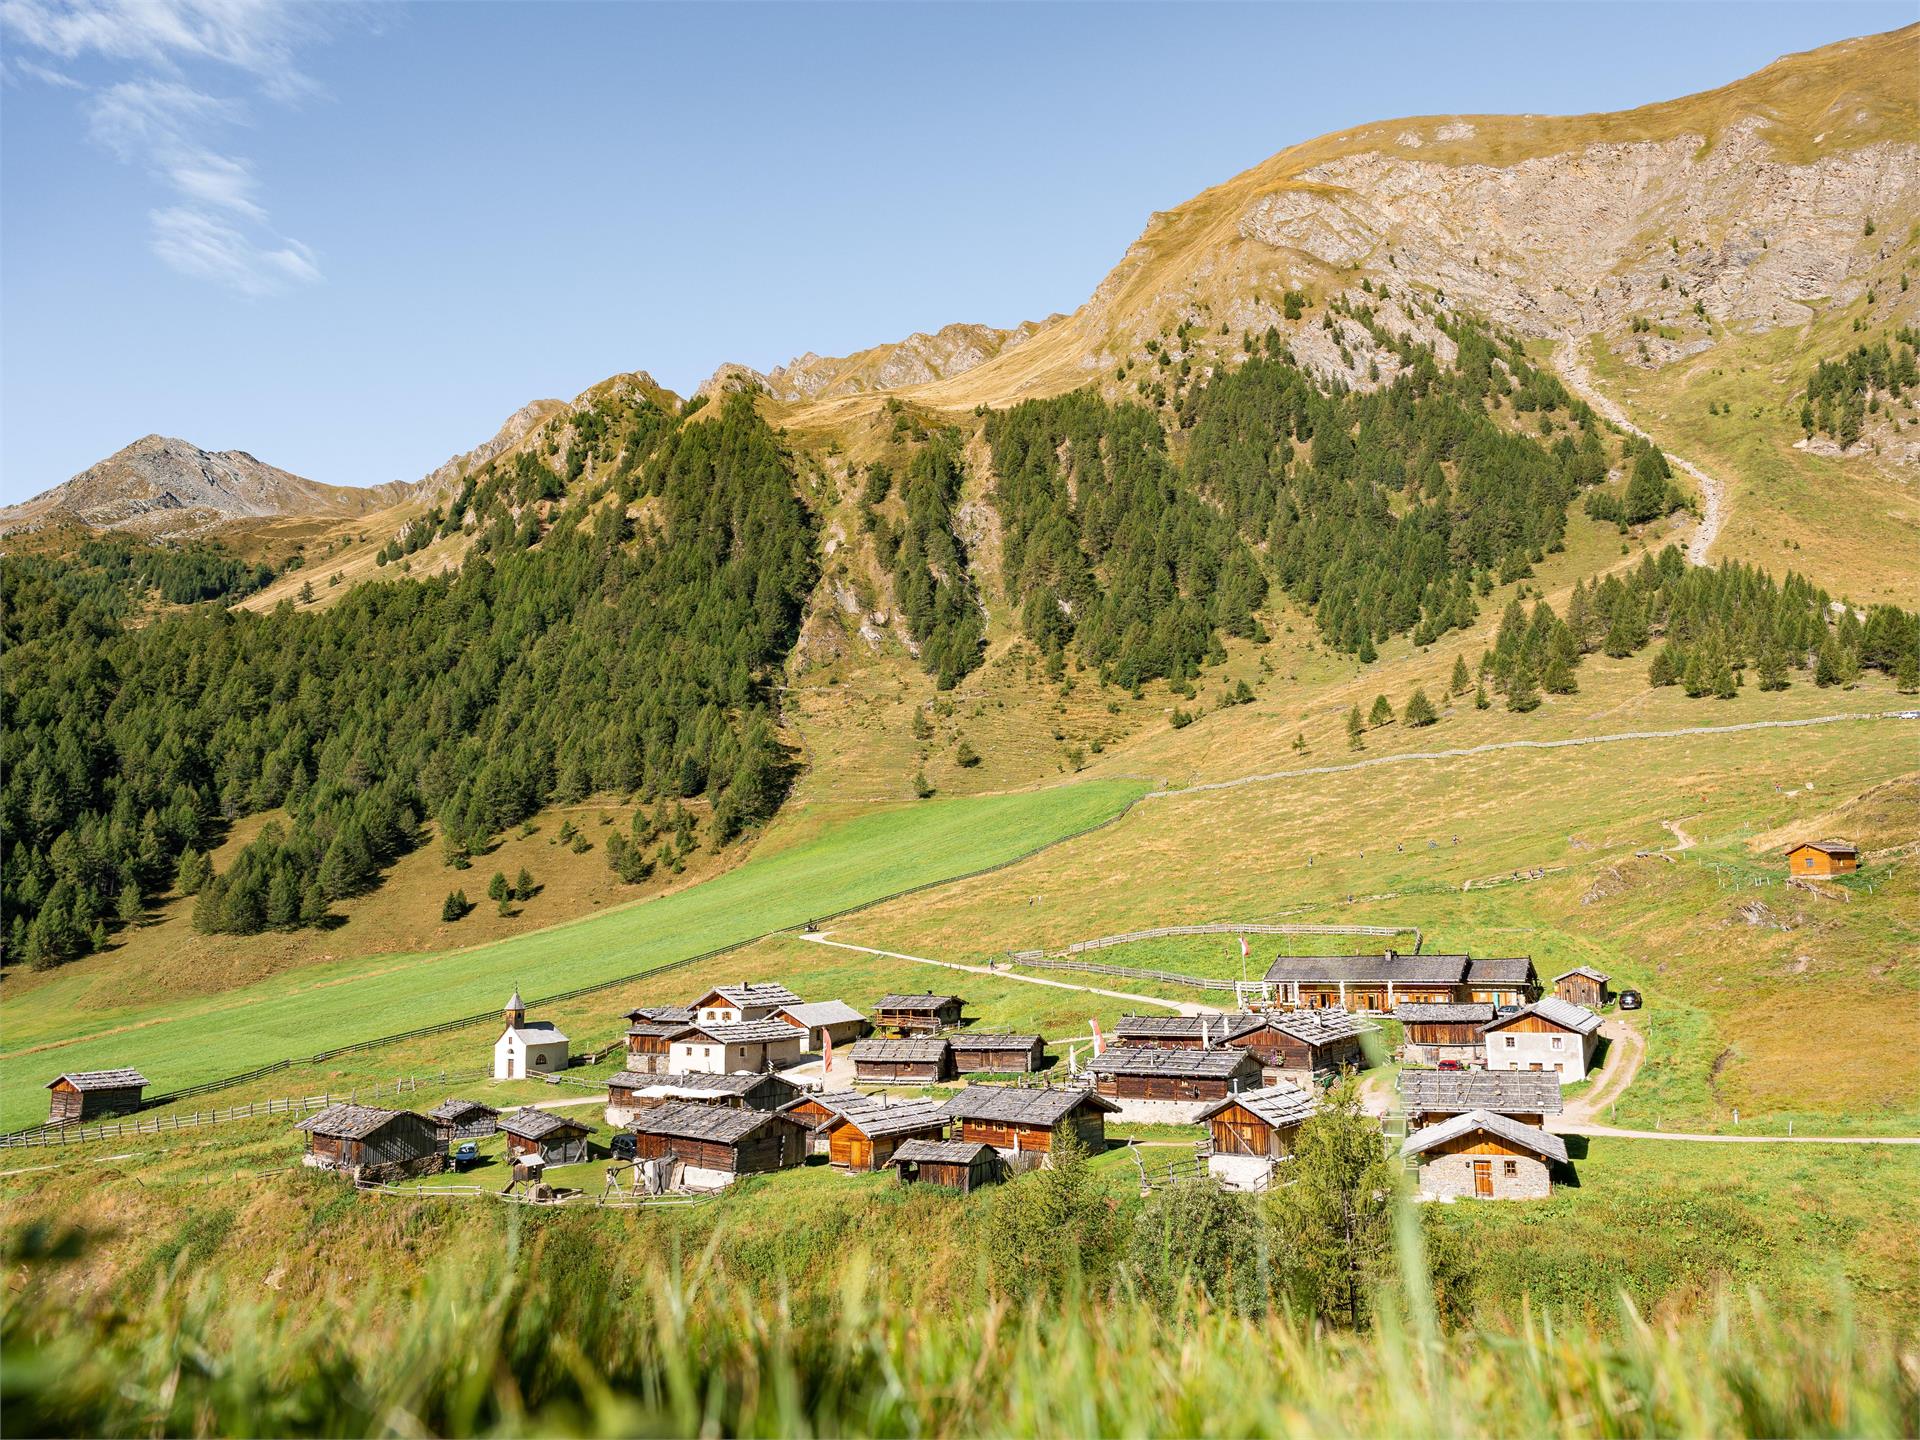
top-left (1009, 955), bottom-right (1241, 991)
top-left (1056, 921), bottom-right (1423, 955)
top-left (0, 1092), bottom-right (345, 1150)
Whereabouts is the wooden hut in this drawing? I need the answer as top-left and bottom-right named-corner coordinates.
top-left (1398, 1069), bottom-right (1564, 1131)
top-left (777, 1089), bottom-right (868, 1155)
top-left (427, 1098), bottom-right (498, 1144)
top-left (623, 1020), bottom-right (692, 1075)
top-left (44, 1069), bottom-right (148, 1126)
top-left (874, 992), bottom-right (966, 1036)
top-left (608, 1070), bottom-right (800, 1126)
top-left (1482, 998), bottom-right (1603, 1084)
top-left (689, 982), bottom-right (804, 1025)
top-left (949, 1033), bottom-right (1047, 1074)
top-left (939, 1085), bottom-right (1116, 1162)
top-left (1246, 1010), bottom-right (1373, 1073)
top-left (1085, 1045), bottom-right (1263, 1122)
top-left (1550, 967), bottom-right (1612, 1009)
top-left (1196, 1082), bottom-right (1319, 1191)
top-left (1784, 839), bottom-right (1858, 877)
top-left (1391, 1003), bottom-right (1494, 1066)
top-left (295, 1104), bottom-right (444, 1183)
top-left (818, 1097), bottom-right (948, 1172)
top-left (1113, 1013), bottom-right (1265, 1050)
top-left (889, 1138), bottom-right (1002, 1193)
top-left (1403, 1108), bottom-right (1568, 1200)
top-left (499, 1107), bottom-right (591, 1165)
top-left (1261, 952), bottom-right (1467, 1011)
top-left (630, 1101), bottom-right (810, 1190)
top-left (1464, 956), bottom-right (1541, 1007)
top-left (849, 1036), bottom-right (953, 1083)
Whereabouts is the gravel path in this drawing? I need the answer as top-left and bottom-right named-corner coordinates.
top-left (1553, 337), bottom-right (1727, 565)
top-left (1560, 1018), bottom-right (1645, 1124)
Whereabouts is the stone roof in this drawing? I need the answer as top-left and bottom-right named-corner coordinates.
top-left (625, 1021), bottom-right (695, 1040)
top-left (694, 982), bottom-right (803, 1010)
top-left (631, 1100), bottom-right (788, 1145)
top-left (778, 1000), bottom-right (866, 1027)
top-left (876, 993), bottom-right (963, 1011)
top-left (1398, 1069), bottom-right (1564, 1116)
top-left (46, 1068), bottom-right (148, 1091)
top-left (850, 1037), bottom-right (950, 1063)
top-left (824, 1096), bottom-right (949, 1139)
top-left (1551, 966), bottom-right (1611, 985)
top-left (1115, 1013), bottom-right (1263, 1042)
top-left (427, 1098), bottom-right (498, 1122)
top-left (628, 1004), bottom-right (694, 1024)
top-left (1196, 1082), bottom-right (1320, 1129)
top-left (1402, 1108), bottom-right (1568, 1164)
top-left (1465, 956), bottom-right (1537, 986)
top-left (499, 1106), bottom-right (589, 1141)
top-left (1392, 1003), bottom-right (1495, 1024)
top-left (505, 988), bottom-right (524, 1011)
top-left (939, 1085), bottom-right (1117, 1126)
top-left (890, 1138), bottom-right (998, 1166)
top-left (1266, 1009), bottom-right (1376, 1043)
top-left (948, 1031), bottom-right (1045, 1051)
top-left (1086, 1046), bottom-right (1260, 1080)
top-left (1484, 997), bottom-right (1602, 1036)
top-left (295, 1103), bottom-right (415, 1140)
top-left (609, 1071), bottom-right (794, 1100)
top-left (1263, 952), bottom-right (1470, 985)
top-left (686, 1018), bottom-right (807, 1046)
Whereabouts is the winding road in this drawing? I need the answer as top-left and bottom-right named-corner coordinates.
top-left (1553, 337), bottom-right (1727, 565)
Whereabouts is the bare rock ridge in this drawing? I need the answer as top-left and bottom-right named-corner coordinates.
top-left (0, 434), bottom-right (407, 539)
top-left (760, 318), bottom-right (1064, 403)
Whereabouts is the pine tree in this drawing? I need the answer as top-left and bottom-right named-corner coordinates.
top-left (442, 889), bottom-right (470, 922)
top-left (176, 847), bottom-right (210, 897)
top-left (1368, 694), bottom-right (1394, 726)
top-left (115, 881), bottom-right (144, 927)
top-left (488, 871), bottom-right (509, 903)
top-left (1648, 643), bottom-right (1680, 687)
top-left (514, 867), bottom-right (535, 900)
top-left (299, 880), bottom-right (328, 926)
top-left (1267, 1080), bottom-right (1398, 1329)
top-left (1542, 656), bottom-right (1577, 694)
top-left (1897, 649), bottom-right (1920, 695)
top-left (1473, 681), bottom-right (1490, 710)
top-left (1506, 657), bottom-right (1541, 713)
top-left (1756, 646), bottom-right (1790, 692)
top-left (955, 739), bottom-right (981, 768)
top-left (1449, 655), bottom-right (1470, 695)
top-left (1346, 704), bottom-right (1365, 749)
top-left (1404, 688), bottom-right (1438, 727)
top-left (912, 769), bottom-right (934, 799)
top-left (1711, 657), bottom-right (1738, 698)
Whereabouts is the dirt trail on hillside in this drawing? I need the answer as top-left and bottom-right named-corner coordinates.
top-left (1553, 339), bottom-right (1727, 565)
top-left (1562, 1018), bottom-right (1645, 1124)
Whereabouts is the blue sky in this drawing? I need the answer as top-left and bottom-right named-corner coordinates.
top-left (1, 1), bottom-right (1909, 503)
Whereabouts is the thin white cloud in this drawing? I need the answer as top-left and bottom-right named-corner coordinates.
top-left (2, 0), bottom-right (332, 296)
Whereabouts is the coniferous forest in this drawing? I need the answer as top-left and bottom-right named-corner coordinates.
top-left (0, 393), bottom-right (814, 967)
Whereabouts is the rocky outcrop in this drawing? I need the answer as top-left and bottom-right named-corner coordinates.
top-left (761, 319), bottom-right (1062, 403)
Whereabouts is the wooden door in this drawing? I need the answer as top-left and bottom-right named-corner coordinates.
top-left (1473, 1160), bottom-right (1493, 1197)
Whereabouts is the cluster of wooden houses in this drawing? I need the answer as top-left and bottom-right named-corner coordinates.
top-left (1395, 988), bottom-right (1607, 1082)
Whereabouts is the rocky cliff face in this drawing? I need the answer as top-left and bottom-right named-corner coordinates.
top-left (763, 319), bottom-right (1062, 403)
top-left (0, 435), bottom-right (405, 539)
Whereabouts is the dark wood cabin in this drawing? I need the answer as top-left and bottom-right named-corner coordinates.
top-left (1397, 1068), bottom-right (1564, 1131)
top-left (849, 1036), bottom-right (953, 1083)
top-left (1197, 1083), bottom-right (1319, 1160)
top-left (295, 1103), bottom-right (444, 1183)
top-left (1464, 956), bottom-right (1540, 1007)
top-left (499, 1107), bottom-right (592, 1165)
top-left (1085, 1045), bottom-right (1263, 1102)
top-left (1261, 952), bottom-right (1539, 1011)
top-left (938, 1085), bottom-right (1116, 1158)
top-left (1550, 967), bottom-right (1611, 1009)
top-left (874, 992), bottom-right (966, 1036)
top-left (777, 1089), bottom-right (869, 1156)
top-left (630, 1101), bottom-right (810, 1181)
top-left (1243, 1010), bottom-right (1372, 1073)
top-left (1784, 839), bottom-right (1858, 877)
top-left (949, 1033), bottom-right (1047, 1074)
top-left (818, 1097), bottom-right (948, 1172)
top-left (1391, 1003), bottom-right (1494, 1065)
top-left (608, 1069), bottom-right (800, 1125)
top-left (889, 1138), bottom-right (1002, 1193)
top-left (45, 1069), bottom-right (148, 1126)
top-left (427, 1097), bottom-right (499, 1143)
top-left (623, 1020), bottom-right (693, 1075)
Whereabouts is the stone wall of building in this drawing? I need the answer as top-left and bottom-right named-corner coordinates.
top-left (1416, 1151), bottom-right (1551, 1200)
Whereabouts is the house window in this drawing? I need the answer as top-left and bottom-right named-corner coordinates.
top-left (534, 1054), bottom-right (548, 1067)
top-left (1503, 1160), bottom-right (1518, 1177)
top-left (1505, 1036), bottom-right (1516, 1048)
top-left (1551, 1036), bottom-right (1563, 1049)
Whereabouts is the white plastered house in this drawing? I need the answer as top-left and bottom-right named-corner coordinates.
top-left (492, 988), bottom-right (571, 1079)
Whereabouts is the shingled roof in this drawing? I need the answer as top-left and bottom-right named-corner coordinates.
top-left (949, 1032), bottom-right (1044, 1051)
top-left (849, 1037), bottom-right (950, 1063)
top-left (1402, 1108), bottom-right (1568, 1164)
top-left (1266, 1009), bottom-right (1376, 1043)
top-left (499, 1107), bottom-right (589, 1141)
top-left (1784, 838), bottom-right (1856, 856)
top-left (625, 1020), bottom-right (695, 1040)
top-left (608, 1071), bottom-right (794, 1101)
top-left (630, 1101), bottom-right (789, 1145)
top-left (627, 1004), bottom-right (695, 1025)
top-left (686, 1018), bottom-right (808, 1046)
top-left (1484, 997), bottom-right (1602, 1036)
top-left (1196, 1082), bottom-right (1320, 1129)
top-left (1392, 1003), bottom-right (1495, 1024)
top-left (823, 1096), bottom-right (949, 1138)
top-left (295, 1103), bottom-right (416, 1140)
top-left (45, 1068), bottom-right (148, 1091)
top-left (693, 982), bottom-right (804, 1010)
top-left (1086, 1046), bottom-right (1260, 1080)
top-left (1465, 956), bottom-right (1538, 987)
top-left (1115, 1013), bottom-right (1264, 1042)
top-left (1551, 966), bottom-right (1611, 985)
top-left (427, 1098), bottom-right (497, 1122)
top-left (940, 1085), bottom-right (1117, 1126)
top-left (1398, 1069), bottom-right (1564, 1116)
top-left (890, 1138), bottom-right (998, 1166)
top-left (1263, 952), bottom-right (1471, 985)
top-left (876, 993), bottom-right (962, 1011)
top-left (778, 1000), bottom-right (866, 1027)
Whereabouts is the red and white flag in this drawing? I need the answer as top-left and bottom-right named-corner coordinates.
top-left (822, 1028), bottom-right (833, 1074)
top-left (1239, 935), bottom-right (1250, 959)
top-left (1089, 1019), bottom-right (1105, 1055)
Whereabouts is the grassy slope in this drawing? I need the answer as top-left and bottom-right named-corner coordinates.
top-left (0, 781), bottom-right (1142, 1129)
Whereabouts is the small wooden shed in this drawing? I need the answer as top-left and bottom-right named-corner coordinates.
top-left (1086, 1046), bottom-right (1264, 1122)
top-left (1403, 1108), bottom-right (1568, 1200)
top-left (295, 1104), bottom-right (444, 1183)
top-left (499, 1107), bottom-right (592, 1165)
top-left (630, 1101), bottom-right (810, 1188)
top-left (1398, 1069), bottom-right (1564, 1131)
top-left (624, 1020), bottom-right (693, 1075)
top-left (1784, 839), bottom-right (1858, 877)
top-left (874, 992), bottom-right (966, 1036)
top-left (948, 1033), bottom-right (1047, 1074)
top-left (1550, 967), bottom-right (1612, 1009)
top-left (608, 1070), bottom-right (801, 1126)
top-left (939, 1084), bottom-right (1116, 1160)
top-left (1113, 1013), bottom-right (1264, 1050)
top-left (45, 1069), bottom-right (148, 1126)
top-left (777, 1089), bottom-right (869, 1155)
top-left (1391, 1003), bottom-right (1494, 1066)
top-left (427, 1097), bottom-right (499, 1143)
top-left (889, 1138), bottom-right (1002, 1193)
top-left (1248, 1010), bottom-right (1372, 1073)
top-left (849, 1036), bottom-right (953, 1083)
top-left (1196, 1082), bottom-right (1320, 1192)
top-left (818, 1097), bottom-right (948, 1172)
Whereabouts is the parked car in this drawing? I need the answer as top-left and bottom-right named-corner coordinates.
top-left (1494, 1003), bottom-right (1521, 1017)
top-left (1437, 1058), bottom-right (1464, 1072)
top-left (610, 1132), bottom-right (637, 1161)
top-left (451, 1141), bottom-right (480, 1172)
top-left (1618, 989), bottom-right (1644, 1010)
